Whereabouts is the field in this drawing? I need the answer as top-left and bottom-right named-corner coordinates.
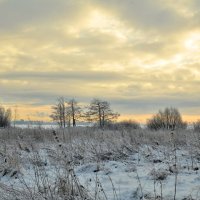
top-left (0, 127), bottom-right (199, 200)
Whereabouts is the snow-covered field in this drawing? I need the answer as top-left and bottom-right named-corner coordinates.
top-left (0, 127), bottom-right (199, 200)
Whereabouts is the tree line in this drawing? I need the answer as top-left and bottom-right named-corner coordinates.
top-left (0, 98), bottom-right (196, 131)
top-left (50, 97), bottom-right (120, 128)
top-left (50, 97), bottom-right (188, 131)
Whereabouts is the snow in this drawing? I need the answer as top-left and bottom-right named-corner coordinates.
top-left (74, 147), bottom-right (200, 200)
top-left (0, 129), bottom-right (199, 200)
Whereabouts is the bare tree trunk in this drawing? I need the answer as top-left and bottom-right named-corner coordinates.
top-left (63, 111), bottom-right (66, 128)
top-left (102, 110), bottom-right (105, 127)
top-left (98, 104), bottom-right (102, 128)
top-left (71, 101), bottom-right (76, 127)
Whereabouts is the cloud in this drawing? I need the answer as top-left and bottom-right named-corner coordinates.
top-left (0, 70), bottom-right (127, 82)
top-left (0, 0), bottom-right (200, 120)
top-left (94, 0), bottom-right (187, 33)
top-left (0, 0), bottom-right (91, 32)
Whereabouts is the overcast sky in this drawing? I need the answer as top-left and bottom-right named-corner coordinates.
top-left (1, 0), bottom-right (200, 122)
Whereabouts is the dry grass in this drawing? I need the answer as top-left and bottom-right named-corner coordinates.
top-left (0, 127), bottom-right (199, 200)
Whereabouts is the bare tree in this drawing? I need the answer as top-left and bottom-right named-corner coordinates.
top-left (66, 99), bottom-right (82, 127)
top-left (0, 106), bottom-right (12, 128)
top-left (50, 97), bottom-right (67, 128)
top-left (147, 107), bottom-right (187, 131)
top-left (85, 98), bottom-right (119, 128)
top-left (13, 105), bottom-right (19, 128)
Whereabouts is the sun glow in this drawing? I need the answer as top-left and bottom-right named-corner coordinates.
top-left (88, 10), bottom-right (128, 42)
top-left (184, 32), bottom-right (200, 51)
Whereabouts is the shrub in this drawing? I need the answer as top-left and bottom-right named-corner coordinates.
top-left (147, 107), bottom-right (187, 131)
top-left (0, 106), bottom-right (12, 128)
top-left (116, 120), bottom-right (141, 130)
top-left (103, 120), bottom-right (141, 130)
top-left (193, 120), bottom-right (200, 132)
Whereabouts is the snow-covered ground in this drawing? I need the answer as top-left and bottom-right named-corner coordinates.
top-left (76, 146), bottom-right (200, 200)
top-left (0, 128), bottom-right (199, 200)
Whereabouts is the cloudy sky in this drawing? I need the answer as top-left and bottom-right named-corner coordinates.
top-left (1, 0), bottom-right (200, 122)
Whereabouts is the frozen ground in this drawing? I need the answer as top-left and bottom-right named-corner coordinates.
top-left (76, 146), bottom-right (200, 200)
top-left (0, 128), bottom-right (199, 200)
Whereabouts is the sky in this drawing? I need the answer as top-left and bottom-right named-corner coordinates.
top-left (0, 0), bottom-right (200, 122)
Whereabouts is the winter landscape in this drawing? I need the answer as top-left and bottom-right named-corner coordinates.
top-left (0, 125), bottom-right (200, 200)
top-left (1, 0), bottom-right (200, 199)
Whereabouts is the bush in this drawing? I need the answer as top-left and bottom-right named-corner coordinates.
top-left (147, 107), bottom-right (187, 131)
top-left (193, 120), bottom-right (200, 132)
top-left (103, 120), bottom-right (141, 130)
top-left (0, 106), bottom-right (12, 128)
top-left (116, 120), bottom-right (141, 129)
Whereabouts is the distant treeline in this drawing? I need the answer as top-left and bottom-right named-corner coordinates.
top-left (49, 97), bottom-right (190, 131)
top-left (1, 98), bottom-right (200, 131)
top-left (13, 120), bottom-right (56, 125)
